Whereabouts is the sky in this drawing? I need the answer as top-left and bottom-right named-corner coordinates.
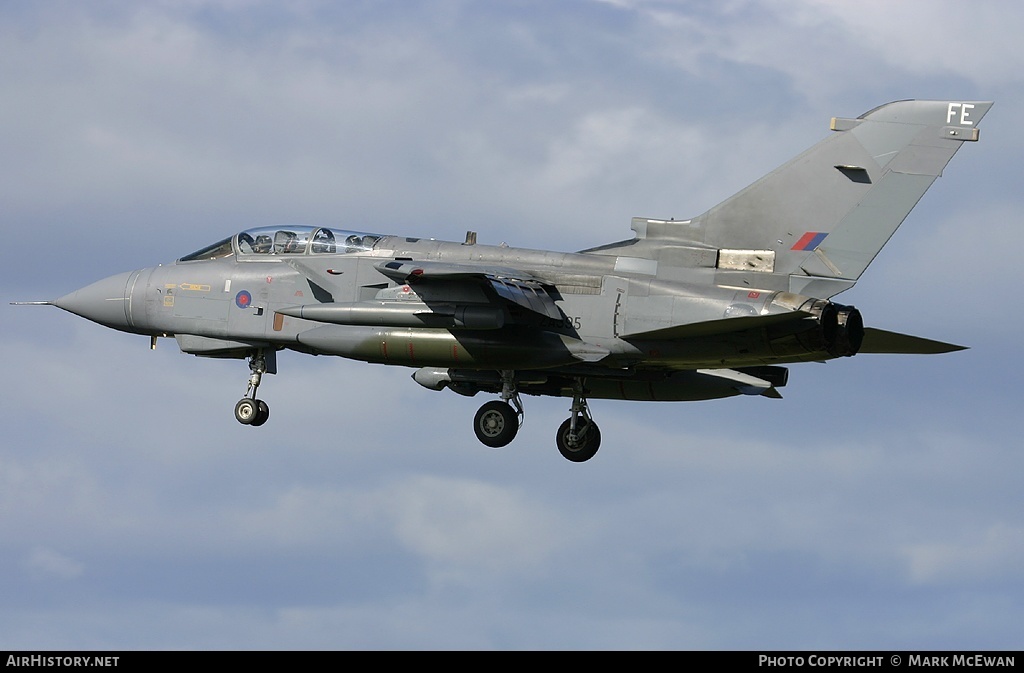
top-left (1, 0), bottom-right (1022, 651)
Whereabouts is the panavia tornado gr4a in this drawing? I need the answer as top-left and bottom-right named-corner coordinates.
top-left (23, 100), bottom-right (991, 462)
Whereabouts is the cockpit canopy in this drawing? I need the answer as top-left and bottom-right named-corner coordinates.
top-left (178, 225), bottom-right (387, 262)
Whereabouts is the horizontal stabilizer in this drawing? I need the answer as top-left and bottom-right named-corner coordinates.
top-left (860, 328), bottom-right (966, 354)
top-left (622, 311), bottom-right (812, 340)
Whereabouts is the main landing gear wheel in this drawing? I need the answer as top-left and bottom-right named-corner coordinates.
top-left (472, 370), bottom-right (524, 449)
top-left (555, 377), bottom-right (600, 462)
top-left (474, 400), bottom-right (519, 448)
top-left (555, 418), bottom-right (601, 462)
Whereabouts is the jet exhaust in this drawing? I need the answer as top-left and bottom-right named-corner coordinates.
top-left (795, 299), bottom-right (864, 357)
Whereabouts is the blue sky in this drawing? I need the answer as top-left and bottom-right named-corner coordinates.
top-left (1, 0), bottom-right (1022, 650)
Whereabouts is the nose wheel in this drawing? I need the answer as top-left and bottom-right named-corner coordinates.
top-left (235, 350), bottom-right (273, 427)
top-left (234, 398), bottom-right (270, 426)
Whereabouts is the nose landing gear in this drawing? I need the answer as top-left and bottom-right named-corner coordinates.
top-left (234, 350), bottom-right (274, 427)
top-left (234, 397), bottom-right (269, 427)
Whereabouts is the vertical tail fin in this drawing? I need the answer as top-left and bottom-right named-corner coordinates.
top-left (679, 100), bottom-right (992, 292)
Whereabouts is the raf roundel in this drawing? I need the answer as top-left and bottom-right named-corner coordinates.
top-left (235, 290), bottom-right (252, 309)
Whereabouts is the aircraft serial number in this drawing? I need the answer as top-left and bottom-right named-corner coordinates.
top-left (542, 315), bottom-right (581, 330)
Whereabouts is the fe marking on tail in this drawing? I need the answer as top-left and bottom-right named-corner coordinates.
top-left (947, 102), bottom-right (976, 125)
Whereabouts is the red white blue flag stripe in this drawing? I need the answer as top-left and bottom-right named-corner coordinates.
top-left (792, 231), bottom-right (828, 251)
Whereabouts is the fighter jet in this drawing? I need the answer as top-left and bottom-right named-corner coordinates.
top-left (19, 100), bottom-right (991, 461)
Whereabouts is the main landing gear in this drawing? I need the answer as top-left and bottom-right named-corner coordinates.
top-left (234, 350), bottom-right (274, 427)
top-left (555, 380), bottom-right (601, 463)
top-left (473, 371), bottom-right (523, 448)
top-left (471, 373), bottom-right (602, 462)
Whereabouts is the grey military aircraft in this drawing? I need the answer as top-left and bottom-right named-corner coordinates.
top-left (20, 99), bottom-right (991, 461)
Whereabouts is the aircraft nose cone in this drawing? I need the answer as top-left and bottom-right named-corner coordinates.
top-left (55, 271), bottom-right (136, 329)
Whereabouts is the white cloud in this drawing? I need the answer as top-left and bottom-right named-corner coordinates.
top-left (389, 475), bottom-right (573, 572)
top-left (903, 523), bottom-right (1024, 585)
top-left (799, 0), bottom-right (1024, 86)
top-left (598, 0), bottom-right (1024, 93)
top-left (24, 548), bottom-right (85, 581)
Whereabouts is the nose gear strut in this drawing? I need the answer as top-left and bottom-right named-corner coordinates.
top-left (234, 349), bottom-right (274, 427)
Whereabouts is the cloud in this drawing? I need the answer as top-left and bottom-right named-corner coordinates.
top-left (799, 0), bottom-right (1024, 87)
top-left (597, 0), bottom-right (1023, 95)
top-left (24, 548), bottom-right (85, 581)
top-left (903, 524), bottom-right (1024, 586)
top-left (388, 475), bottom-right (573, 571)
